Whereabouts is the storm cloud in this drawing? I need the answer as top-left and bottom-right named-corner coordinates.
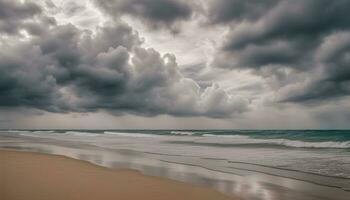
top-left (281, 32), bottom-right (350, 103)
top-left (206, 0), bottom-right (278, 24)
top-left (1, 0), bottom-right (350, 127)
top-left (0, 0), bottom-right (56, 35)
top-left (94, 0), bottom-right (194, 32)
top-left (0, 0), bottom-right (248, 118)
top-left (208, 0), bottom-right (350, 102)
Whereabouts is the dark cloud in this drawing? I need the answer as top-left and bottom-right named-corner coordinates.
top-left (211, 0), bottom-right (350, 70)
top-left (0, 0), bottom-right (41, 19)
top-left (94, 0), bottom-right (194, 32)
top-left (0, 0), bottom-right (44, 34)
top-left (0, 42), bottom-right (62, 111)
top-left (319, 33), bottom-right (350, 83)
top-left (282, 80), bottom-right (350, 103)
top-left (206, 0), bottom-right (278, 24)
top-left (207, 0), bottom-right (350, 102)
top-left (0, 0), bottom-right (248, 118)
top-left (281, 32), bottom-right (350, 103)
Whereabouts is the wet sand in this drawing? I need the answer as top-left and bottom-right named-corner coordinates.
top-left (0, 150), bottom-right (238, 200)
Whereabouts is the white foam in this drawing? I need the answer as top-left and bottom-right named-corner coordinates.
top-left (19, 131), bottom-right (57, 138)
top-left (104, 131), bottom-right (159, 137)
top-left (6, 130), bottom-right (30, 133)
top-left (202, 134), bottom-right (350, 149)
top-left (20, 133), bottom-right (45, 138)
top-left (270, 139), bottom-right (350, 148)
top-left (33, 131), bottom-right (55, 134)
top-left (203, 134), bottom-right (251, 139)
top-left (171, 131), bottom-right (195, 136)
top-left (18, 131), bottom-right (100, 140)
top-left (65, 131), bottom-right (100, 137)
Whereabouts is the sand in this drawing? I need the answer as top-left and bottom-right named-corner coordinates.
top-left (0, 150), bottom-right (238, 200)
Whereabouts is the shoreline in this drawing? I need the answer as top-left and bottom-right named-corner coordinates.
top-left (0, 150), bottom-right (238, 200)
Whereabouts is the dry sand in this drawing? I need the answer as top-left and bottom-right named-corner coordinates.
top-left (0, 150), bottom-right (238, 200)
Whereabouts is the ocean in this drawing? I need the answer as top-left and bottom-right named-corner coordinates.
top-left (1, 129), bottom-right (350, 200)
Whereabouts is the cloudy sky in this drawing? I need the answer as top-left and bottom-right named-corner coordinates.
top-left (0, 0), bottom-right (350, 129)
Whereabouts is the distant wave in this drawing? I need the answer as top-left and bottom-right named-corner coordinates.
top-left (19, 131), bottom-right (58, 138)
top-left (170, 131), bottom-right (195, 136)
top-left (32, 131), bottom-right (55, 134)
top-left (19, 131), bottom-right (99, 137)
top-left (197, 134), bottom-right (350, 149)
top-left (65, 131), bottom-right (100, 137)
top-left (203, 134), bottom-right (251, 139)
top-left (104, 131), bottom-right (160, 137)
top-left (265, 139), bottom-right (350, 149)
top-left (19, 133), bottom-right (45, 138)
top-left (6, 130), bottom-right (30, 133)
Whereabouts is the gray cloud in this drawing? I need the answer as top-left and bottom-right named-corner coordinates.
top-left (207, 0), bottom-right (350, 103)
top-left (211, 0), bottom-right (350, 69)
top-left (206, 0), bottom-right (277, 24)
top-left (94, 0), bottom-right (194, 32)
top-left (0, 0), bottom-right (56, 35)
top-left (1, 0), bottom-right (350, 128)
top-left (0, 0), bottom-right (248, 118)
top-left (281, 32), bottom-right (350, 103)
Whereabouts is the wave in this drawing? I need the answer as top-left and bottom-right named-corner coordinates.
top-left (6, 130), bottom-right (30, 133)
top-left (170, 131), bottom-right (195, 136)
top-left (267, 139), bottom-right (350, 149)
top-left (19, 133), bottom-right (46, 138)
top-left (203, 134), bottom-right (251, 139)
top-left (104, 131), bottom-right (160, 137)
top-left (198, 134), bottom-right (350, 149)
top-left (19, 131), bottom-right (58, 138)
top-left (18, 131), bottom-right (99, 138)
top-left (65, 131), bottom-right (100, 137)
top-left (32, 131), bottom-right (55, 134)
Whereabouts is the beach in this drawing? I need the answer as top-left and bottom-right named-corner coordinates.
top-left (1, 130), bottom-right (350, 200)
top-left (0, 150), bottom-right (236, 200)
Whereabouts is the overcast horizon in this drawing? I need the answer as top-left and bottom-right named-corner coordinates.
top-left (1, 0), bottom-right (350, 129)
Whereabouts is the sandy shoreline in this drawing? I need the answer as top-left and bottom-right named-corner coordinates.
top-left (0, 150), bottom-right (238, 200)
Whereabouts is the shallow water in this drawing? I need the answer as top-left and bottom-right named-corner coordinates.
top-left (1, 130), bottom-right (350, 200)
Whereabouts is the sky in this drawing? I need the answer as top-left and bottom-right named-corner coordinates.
top-left (0, 0), bottom-right (350, 129)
